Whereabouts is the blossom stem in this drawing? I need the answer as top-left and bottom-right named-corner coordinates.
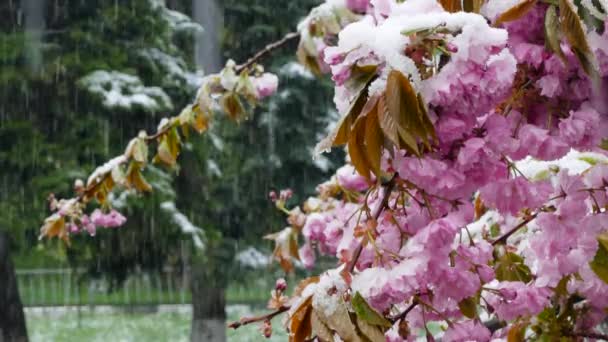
top-left (346, 176), bottom-right (397, 273)
top-left (235, 32), bottom-right (301, 74)
top-left (227, 305), bottom-right (290, 330)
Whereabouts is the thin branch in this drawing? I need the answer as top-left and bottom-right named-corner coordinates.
top-left (228, 306), bottom-right (290, 330)
top-left (346, 176), bottom-right (397, 273)
top-left (491, 212), bottom-right (538, 246)
top-left (235, 32), bottom-right (301, 74)
top-left (46, 31), bottom-right (304, 221)
top-left (389, 301), bottom-right (418, 323)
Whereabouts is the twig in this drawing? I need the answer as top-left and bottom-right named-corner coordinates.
top-left (491, 213), bottom-right (538, 246)
top-left (48, 32), bottom-right (304, 218)
top-left (235, 32), bottom-right (301, 73)
top-left (346, 176), bottom-right (397, 273)
top-left (227, 306), bottom-right (290, 329)
top-left (389, 301), bottom-right (418, 323)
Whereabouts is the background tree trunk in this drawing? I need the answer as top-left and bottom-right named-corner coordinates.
top-left (190, 262), bottom-right (226, 342)
top-left (0, 232), bottom-right (28, 342)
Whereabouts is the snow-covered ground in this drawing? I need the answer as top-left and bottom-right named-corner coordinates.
top-left (26, 304), bottom-right (287, 342)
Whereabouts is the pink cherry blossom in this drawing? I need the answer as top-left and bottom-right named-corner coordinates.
top-left (252, 73), bottom-right (278, 99)
top-left (90, 209), bottom-right (127, 228)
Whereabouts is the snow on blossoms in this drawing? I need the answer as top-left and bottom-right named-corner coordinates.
top-left (257, 0), bottom-right (608, 341)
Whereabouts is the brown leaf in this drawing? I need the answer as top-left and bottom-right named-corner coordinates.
top-left (544, 5), bottom-right (567, 63)
top-left (559, 0), bottom-right (598, 78)
top-left (125, 162), bottom-right (153, 192)
top-left (506, 321), bottom-right (527, 342)
top-left (289, 296), bottom-right (313, 342)
top-left (315, 69), bottom-right (376, 154)
top-left (289, 234), bottom-right (300, 261)
top-left (417, 94), bottom-right (437, 149)
top-left (348, 115), bottom-right (372, 179)
top-left (313, 300), bottom-right (361, 342)
top-left (39, 214), bottom-right (66, 242)
top-left (192, 104), bottom-right (211, 134)
top-left (221, 93), bottom-right (245, 122)
top-left (494, 0), bottom-right (537, 26)
top-left (297, 42), bottom-right (322, 76)
top-left (439, 0), bottom-right (463, 12)
top-left (377, 95), bottom-right (399, 146)
top-left (385, 70), bottom-right (435, 156)
top-left (397, 126), bottom-right (420, 157)
top-left (311, 310), bottom-right (333, 342)
top-left (364, 100), bottom-right (383, 177)
top-left (156, 139), bottom-right (176, 166)
top-left (293, 276), bottom-right (320, 298)
top-left (356, 318), bottom-right (386, 342)
top-left (463, 0), bottom-right (484, 13)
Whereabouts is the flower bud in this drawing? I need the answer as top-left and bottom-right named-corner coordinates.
top-left (268, 191), bottom-right (278, 202)
top-left (275, 278), bottom-right (287, 292)
top-left (261, 320), bottom-right (272, 338)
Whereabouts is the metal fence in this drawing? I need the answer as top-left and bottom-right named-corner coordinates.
top-left (16, 268), bottom-right (192, 307)
top-left (16, 268), bottom-right (271, 307)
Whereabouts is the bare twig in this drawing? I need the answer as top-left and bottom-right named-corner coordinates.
top-left (228, 306), bottom-right (290, 329)
top-left (235, 32), bottom-right (301, 74)
top-left (491, 213), bottom-right (538, 246)
top-left (389, 301), bottom-right (418, 323)
top-left (346, 176), bottom-right (397, 273)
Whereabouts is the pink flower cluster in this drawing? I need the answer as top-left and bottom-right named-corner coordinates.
top-left (279, 0), bottom-right (608, 340)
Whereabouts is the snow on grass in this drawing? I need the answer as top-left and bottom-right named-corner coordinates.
top-left (26, 305), bottom-right (288, 342)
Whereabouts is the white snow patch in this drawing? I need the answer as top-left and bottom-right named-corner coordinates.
top-left (160, 201), bottom-right (205, 249)
top-left (87, 155), bottom-right (128, 187)
top-left (235, 247), bottom-right (271, 269)
top-left (139, 48), bottom-right (204, 90)
top-left (279, 62), bottom-right (315, 80)
top-left (79, 70), bottom-right (173, 112)
top-left (515, 150), bottom-right (608, 180)
top-left (206, 159), bottom-right (222, 177)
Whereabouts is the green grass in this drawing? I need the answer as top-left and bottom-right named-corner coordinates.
top-left (26, 306), bottom-right (288, 342)
top-left (17, 272), bottom-right (273, 306)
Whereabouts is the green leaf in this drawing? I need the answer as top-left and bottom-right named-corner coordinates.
top-left (495, 251), bottom-right (532, 283)
top-left (590, 233), bottom-right (608, 284)
top-left (458, 296), bottom-right (478, 319)
top-left (351, 292), bottom-right (392, 328)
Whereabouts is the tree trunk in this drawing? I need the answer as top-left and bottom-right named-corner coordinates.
top-left (190, 264), bottom-right (226, 342)
top-left (0, 232), bottom-right (28, 342)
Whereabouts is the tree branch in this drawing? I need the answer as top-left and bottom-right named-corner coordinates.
top-left (389, 301), bottom-right (418, 323)
top-left (346, 176), bottom-right (397, 273)
top-left (43, 31), bottom-right (305, 235)
top-left (235, 32), bottom-right (301, 74)
top-left (227, 305), bottom-right (290, 330)
top-left (491, 212), bottom-right (538, 246)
